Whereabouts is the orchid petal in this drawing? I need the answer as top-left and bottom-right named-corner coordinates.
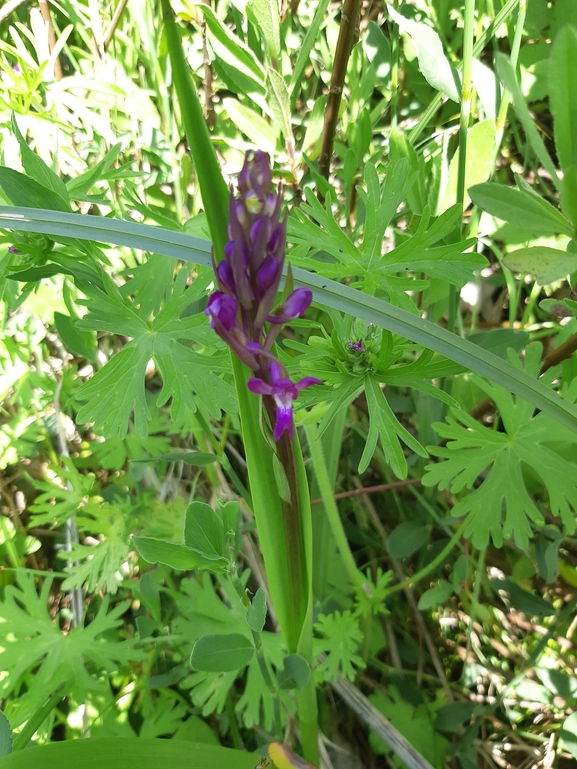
top-left (272, 394), bottom-right (294, 440)
top-left (247, 377), bottom-right (273, 395)
top-left (295, 377), bottom-right (323, 391)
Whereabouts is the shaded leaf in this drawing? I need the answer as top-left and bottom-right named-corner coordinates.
top-left (550, 25), bottom-right (577, 173)
top-left (387, 521), bottom-right (429, 559)
top-left (387, 5), bottom-right (459, 101)
top-left (134, 536), bottom-right (227, 572)
top-left (277, 654), bottom-right (311, 691)
top-left (0, 711), bottom-right (12, 757)
top-left (503, 246), bottom-right (576, 285)
top-left (417, 580), bottom-right (453, 610)
top-left (492, 578), bottom-right (555, 618)
top-left (560, 712), bottom-right (577, 760)
top-left (191, 634), bottom-right (254, 672)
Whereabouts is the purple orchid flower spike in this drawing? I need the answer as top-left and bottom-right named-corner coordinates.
top-left (248, 363), bottom-right (322, 441)
top-left (206, 150), bottom-right (322, 440)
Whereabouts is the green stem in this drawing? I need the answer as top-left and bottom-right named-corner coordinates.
top-left (456, 0), bottom-right (475, 215)
top-left (225, 693), bottom-right (243, 750)
top-left (390, 0), bottom-right (400, 128)
top-left (449, 0), bottom-right (475, 336)
top-left (387, 515), bottom-right (470, 596)
top-left (194, 409), bottom-right (253, 507)
top-left (462, 546), bottom-right (486, 677)
top-left (13, 687), bottom-right (66, 750)
top-left (304, 423), bottom-right (362, 590)
top-left (139, 2), bottom-right (184, 221)
top-left (228, 553), bottom-right (281, 734)
top-left (495, 0), bottom-right (527, 150)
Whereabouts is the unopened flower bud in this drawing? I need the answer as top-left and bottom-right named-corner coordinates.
top-left (256, 255), bottom-right (281, 298)
top-left (267, 287), bottom-right (312, 324)
top-left (216, 259), bottom-right (236, 294)
top-left (205, 291), bottom-right (238, 331)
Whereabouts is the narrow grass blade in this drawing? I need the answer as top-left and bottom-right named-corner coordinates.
top-left (2, 206), bottom-right (576, 434)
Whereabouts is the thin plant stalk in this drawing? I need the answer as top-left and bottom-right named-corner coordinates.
top-left (318, 0), bottom-right (362, 180)
top-left (304, 423), bottom-right (362, 590)
top-left (448, 0), bottom-right (475, 335)
top-left (495, 0), bottom-right (527, 150)
top-left (228, 548), bottom-right (281, 733)
top-left (12, 686), bottom-right (66, 751)
top-left (389, 0), bottom-right (400, 128)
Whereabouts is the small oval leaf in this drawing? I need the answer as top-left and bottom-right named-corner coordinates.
top-left (246, 587), bottom-right (267, 633)
top-left (191, 633), bottom-right (254, 672)
top-left (417, 579), bottom-right (454, 611)
top-left (387, 521), bottom-right (429, 559)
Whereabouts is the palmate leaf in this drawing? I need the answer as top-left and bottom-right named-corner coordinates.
top-left (297, 318), bottom-right (458, 477)
top-left (288, 161), bottom-right (484, 297)
top-left (74, 266), bottom-right (236, 439)
top-left (60, 501), bottom-right (132, 594)
top-left (28, 458), bottom-right (96, 527)
top-left (0, 570), bottom-right (143, 728)
top-left (314, 610), bottom-right (365, 682)
top-left (423, 345), bottom-right (577, 549)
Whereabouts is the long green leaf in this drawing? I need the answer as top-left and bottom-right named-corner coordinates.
top-left (161, 0), bottom-right (229, 261)
top-left (1, 206), bottom-right (577, 434)
top-left (0, 739), bottom-right (257, 769)
top-left (495, 53), bottom-right (562, 192)
top-left (0, 206), bottom-right (211, 262)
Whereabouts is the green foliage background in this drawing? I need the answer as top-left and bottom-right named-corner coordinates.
top-left (0, 0), bottom-right (577, 767)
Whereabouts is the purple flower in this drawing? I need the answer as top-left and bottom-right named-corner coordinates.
top-left (206, 151), bottom-right (323, 440)
top-left (13, 64), bottom-right (22, 74)
top-left (347, 338), bottom-right (365, 352)
top-left (248, 362), bottom-right (322, 440)
top-left (8, 246), bottom-right (21, 254)
top-left (267, 288), bottom-right (312, 324)
top-left (205, 291), bottom-right (238, 331)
